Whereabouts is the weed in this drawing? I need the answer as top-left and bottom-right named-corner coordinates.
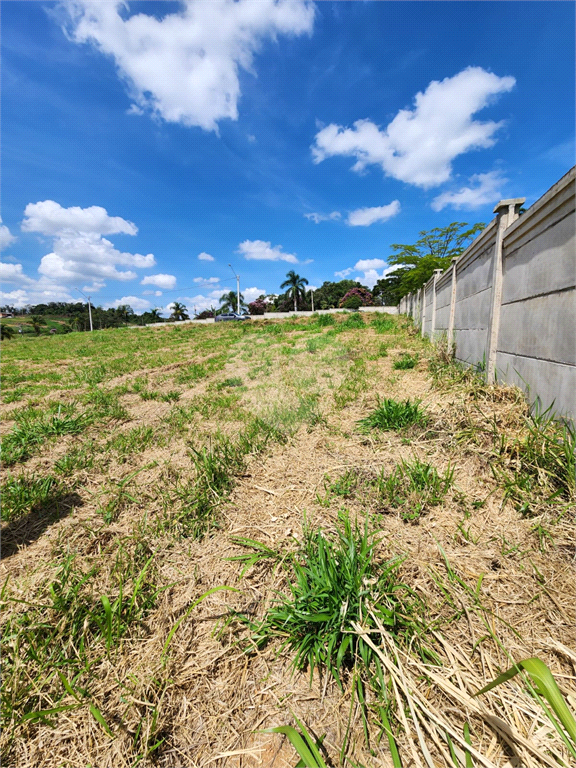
top-left (318, 470), bottom-right (358, 506)
top-left (106, 426), bottom-right (160, 462)
top-left (334, 359), bottom-right (368, 409)
top-left (337, 313), bottom-right (365, 331)
top-left (0, 474), bottom-right (71, 523)
top-left (358, 398), bottom-right (427, 432)
top-left (393, 352), bottom-right (418, 370)
top-left (241, 512), bottom-right (431, 736)
top-left (372, 316), bottom-right (396, 334)
top-left (218, 377), bottom-right (243, 388)
top-left (495, 407), bottom-right (575, 507)
top-left (1, 408), bottom-right (90, 467)
top-left (175, 363), bottom-right (208, 385)
top-left (54, 446), bottom-right (95, 474)
top-left (160, 390), bottom-right (181, 402)
top-left (1, 553), bottom-right (159, 735)
top-left (315, 314), bottom-right (335, 327)
top-left (378, 458), bottom-right (454, 522)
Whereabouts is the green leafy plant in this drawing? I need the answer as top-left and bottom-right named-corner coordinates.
top-left (378, 458), bottom-right (454, 522)
top-left (262, 714), bottom-right (327, 767)
top-left (0, 474), bottom-right (71, 523)
top-left (393, 352), bottom-right (418, 370)
top-left (358, 398), bottom-right (427, 433)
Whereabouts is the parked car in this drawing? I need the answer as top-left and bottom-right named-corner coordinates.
top-left (215, 312), bottom-right (251, 322)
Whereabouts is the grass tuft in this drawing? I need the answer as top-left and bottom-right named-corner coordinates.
top-left (377, 457), bottom-right (454, 522)
top-left (358, 398), bottom-right (427, 433)
top-left (393, 352), bottom-right (418, 370)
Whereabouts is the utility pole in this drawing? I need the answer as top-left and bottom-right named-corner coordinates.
top-left (74, 288), bottom-right (93, 332)
top-left (311, 290), bottom-right (315, 312)
top-left (228, 263), bottom-right (240, 314)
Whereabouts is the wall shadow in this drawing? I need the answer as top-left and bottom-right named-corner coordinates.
top-left (1, 493), bottom-right (83, 560)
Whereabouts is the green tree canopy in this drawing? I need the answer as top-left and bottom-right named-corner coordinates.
top-left (280, 271), bottom-right (309, 312)
top-left (313, 280), bottom-right (364, 310)
top-left (374, 221), bottom-right (485, 304)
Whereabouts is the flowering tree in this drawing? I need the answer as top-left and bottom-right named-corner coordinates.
top-left (339, 287), bottom-right (374, 309)
top-left (248, 298), bottom-right (267, 315)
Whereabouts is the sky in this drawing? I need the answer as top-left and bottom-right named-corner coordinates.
top-left (1, 0), bottom-right (574, 315)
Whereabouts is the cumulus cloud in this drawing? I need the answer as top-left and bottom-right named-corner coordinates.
top-left (347, 200), bottom-right (400, 227)
top-left (20, 200), bottom-right (155, 289)
top-left (22, 200), bottom-right (137, 236)
top-left (431, 171), bottom-right (507, 211)
top-left (238, 239), bottom-right (298, 263)
top-left (0, 218), bottom-right (16, 251)
top-left (198, 252), bottom-right (215, 261)
top-left (334, 258), bottom-right (395, 289)
top-left (0, 262), bottom-right (35, 285)
top-left (63, 0), bottom-right (315, 132)
top-left (141, 273), bottom-right (177, 290)
top-left (193, 276), bottom-right (220, 284)
top-left (107, 296), bottom-right (152, 311)
top-left (312, 67), bottom-right (515, 188)
top-left (304, 211), bottom-right (341, 224)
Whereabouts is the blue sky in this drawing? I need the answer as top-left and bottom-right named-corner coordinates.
top-left (1, 0), bottom-right (574, 314)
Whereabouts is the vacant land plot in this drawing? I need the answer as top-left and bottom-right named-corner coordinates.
top-left (1, 313), bottom-right (575, 767)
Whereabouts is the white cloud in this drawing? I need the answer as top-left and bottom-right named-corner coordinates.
top-left (107, 296), bottom-right (152, 311)
top-left (0, 262), bottom-right (34, 285)
top-left (0, 218), bottom-right (16, 251)
top-left (347, 200), bottom-right (401, 227)
top-left (334, 258), bottom-right (395, 289)
top-left (20, 200), bottom-right (155, 288)
top-left (312, 67), bottom-right (515, 188)
top-left (353, 258), bottom-right (387, 271)
top-left (22, 200), bottom-right (137, 236)
top-left (193, 276), bottom-right (220, 284)
top-left (63, 0), bottom-right (315, 132)
top-left (243, 286), bottom-right (267, 303)
top-left (141, 273), bottom-right (177, 289)
top-left (198, 252), bottom-right (215, 261)
top-left (304, 211), bottom-right (341, 224)
top-left (431, 171), bottom-right (507, 211)
top-left (238, 239), bottom-right (298, 263)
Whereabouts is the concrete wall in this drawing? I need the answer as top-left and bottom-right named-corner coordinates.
top-left (400, 166), bottom-right (575, 421)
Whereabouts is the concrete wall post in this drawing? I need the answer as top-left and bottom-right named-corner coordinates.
top-left (431, 269), bottom-right (443, 342)
top-left (447, 257), bottom-right (458, 348)
top-left (420, 286), bottom-right (426, 336)
top-left (486, 198), bottom-right (525, 383)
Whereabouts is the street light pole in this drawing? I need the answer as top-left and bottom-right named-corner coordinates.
top-left (311, 290), bottom-right (315, 313)
top-left (74, 288), bottom-right (93, 332)
top-left (228, 263), bottom-right (240, 314)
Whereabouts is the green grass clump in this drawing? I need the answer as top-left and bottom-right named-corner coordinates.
top-left (1, 551), bottom-right (158, 735)
top-left (1, 409), bottom-right (90, 467)
top-left (337, 312), bottom-right (365, 331)
top-left (218, 377), bottom-right (243, 388)
top-left (314, 314), bottom-right (335, 327)
top-left (0, 474), bottom-right (70, 523)
top-left (378, 457), bottom-right (454, 522)
top-left (393, 353), bottom-right (418, 370)
top-left (243, 512), bottom-right (429, 689)
top-left (495, 409), bottom-right (575, 511)
top-left (372, 316), bottom-right (396, 334)
top-left (358, 398), bottom-right (427, 433)
top-left (318, 470), bottom-right (358, 506)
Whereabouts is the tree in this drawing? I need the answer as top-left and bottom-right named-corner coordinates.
top-left (1, 324), bottom-right (15, 340)
top-left (219, 291), bottom-right (245, 314)
top-left (313, 280), bottom-right (364, 310)
top-left (382, 221), bottom-right (485, 301)
top-left (280, 271), bottom-right (309, 312)
top-left (248, 298), bottom-right (267, 315)
top-left (149, 308), bottom-right (163, 322)
top-left (30, 315), bottom-right (45, 335)
top-left (170, 301), bottom-right (189, 321)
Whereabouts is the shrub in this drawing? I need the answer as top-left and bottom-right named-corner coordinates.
top-left (195, 309), bottom-right (214, 320)
top-left (341, 295), bottom-right (362, 310)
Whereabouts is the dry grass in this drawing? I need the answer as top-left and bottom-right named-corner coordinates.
top-left (1, 314), bottom-right (574, 767)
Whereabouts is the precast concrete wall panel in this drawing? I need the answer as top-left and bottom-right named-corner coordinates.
top-left (498, 290), bottom-right (576, 366)
top-left (495, 352), bottom-right (576, 420)
top-left (453, 287), bottom-right (493, 331)
top-left (454, 329), bottom-right (488, 368)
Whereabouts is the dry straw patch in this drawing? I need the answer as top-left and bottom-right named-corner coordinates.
top-left (1, 313), bottom-right (574, 767)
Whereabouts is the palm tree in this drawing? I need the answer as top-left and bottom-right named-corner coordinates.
top-left (149, 308), bottom-right (162, 322)
top-left (1, 324), bottom-right (14, 340)
top-left (219, 290), bottom-right (245, 314)
top-left (170, 301), bottom-right (189, 321)
top-left (30, 315), bottom-right (45, 335)
top-left (280, 271), bottom-right (309, 312)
